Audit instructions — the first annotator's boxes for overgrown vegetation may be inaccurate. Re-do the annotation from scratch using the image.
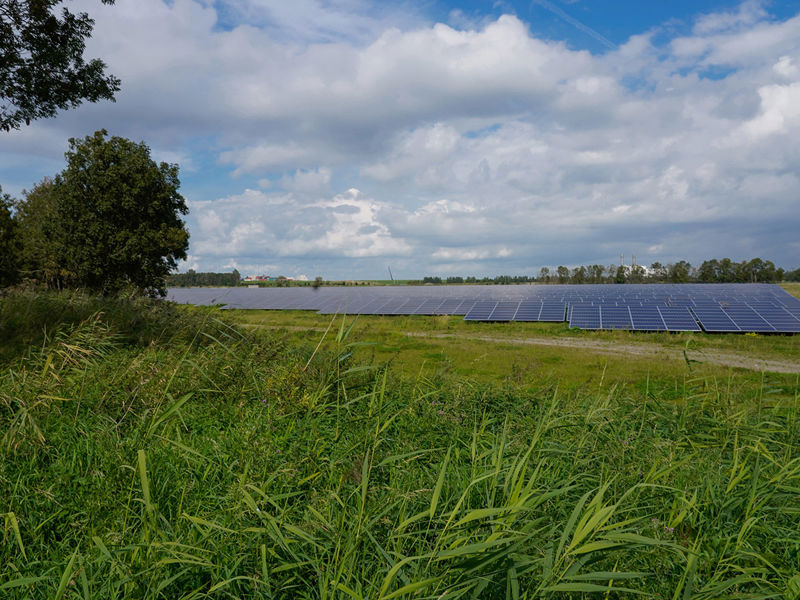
[2,291,800,598]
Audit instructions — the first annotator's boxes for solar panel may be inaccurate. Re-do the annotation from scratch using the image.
[166,284,800,333]
[371,298,402,315]
[691,305,740,332]
[721,304,774,332]
[569,305,601,330]
[463,301,497,321]
[599,306,632,330]
[748,303,800,332]
[514,300,542,322]
[659,307,701,332]
[629,305,667,331]
[414,298,446,315]
[540,301,567,322]
[451,299,476,315]
[388,298,424,315]
[488,301,519,322]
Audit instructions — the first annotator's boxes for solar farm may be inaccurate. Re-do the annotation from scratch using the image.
[167,283,800,333]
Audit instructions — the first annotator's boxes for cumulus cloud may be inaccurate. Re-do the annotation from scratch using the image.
[2,0,800,277]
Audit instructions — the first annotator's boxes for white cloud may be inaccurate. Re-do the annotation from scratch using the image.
[3,1,800,276]
[739,82,800,137]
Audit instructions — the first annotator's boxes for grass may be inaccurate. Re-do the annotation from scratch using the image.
[2,290,800,598]
[227,310,800,393]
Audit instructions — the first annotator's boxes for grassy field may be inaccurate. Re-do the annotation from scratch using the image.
[2,290,800,599]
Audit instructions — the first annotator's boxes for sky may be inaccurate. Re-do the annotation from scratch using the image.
[2,0,800,280]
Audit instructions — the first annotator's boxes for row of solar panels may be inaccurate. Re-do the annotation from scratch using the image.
[168,283,796,306]
[294,296,800,332]
[165,285,800,333]
[568,302,800,332]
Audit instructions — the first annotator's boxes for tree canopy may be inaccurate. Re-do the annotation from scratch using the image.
[13,130,190,296]
[0,0,119,130]
[0,185,19,286]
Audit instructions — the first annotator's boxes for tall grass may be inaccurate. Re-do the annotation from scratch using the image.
[1,292,799,598]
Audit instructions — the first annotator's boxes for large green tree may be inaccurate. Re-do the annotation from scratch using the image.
[0,185,20,285]
[48,130,189,296]
[0,0,119,130]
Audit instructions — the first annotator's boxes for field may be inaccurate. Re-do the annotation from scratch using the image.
[2,289,800,599]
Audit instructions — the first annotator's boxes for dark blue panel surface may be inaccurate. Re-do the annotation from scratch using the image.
[659,307,701,332]
[489,301,519,321]
[629,306,667,331]
[600,306,632,330]
[691,305,740,332]
[514,300,542,322]
[569,305,601,330]
[540,302,567,322]
[464,301,497,321]
[166,284,800,333]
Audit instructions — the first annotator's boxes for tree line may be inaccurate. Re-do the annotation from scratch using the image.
[423,258,800,285]
[167,269,241,288]
[0,130,189,296]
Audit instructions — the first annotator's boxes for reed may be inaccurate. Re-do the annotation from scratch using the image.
[1,291,799,598]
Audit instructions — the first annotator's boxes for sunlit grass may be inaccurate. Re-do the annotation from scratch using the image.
[1,291,800,598]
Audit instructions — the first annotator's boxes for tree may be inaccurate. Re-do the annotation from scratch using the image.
[649,262,667,282]
[0,185,20,285]
[538,267,551,283]
[668,261,691,283]
[1,0,120,130]
[14,177,62,286]
[49,130,189,296]
[614,265,626,284]
[628,264,645,283]
[589,264,605,283]
[556,265,569,284]
[697,259,719,283]
[717,258,734,282]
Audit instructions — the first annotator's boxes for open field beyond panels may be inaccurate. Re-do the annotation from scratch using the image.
[2,289,800,599]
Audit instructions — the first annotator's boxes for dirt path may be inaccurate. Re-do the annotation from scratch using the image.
[240,323,800,374]
[405,332,800,374]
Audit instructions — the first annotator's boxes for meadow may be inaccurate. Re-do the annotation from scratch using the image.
[2,289,800,599]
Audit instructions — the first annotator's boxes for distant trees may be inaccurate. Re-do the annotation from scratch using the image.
[668,261,691,283]
[538,267,551,282]
[167,270,241,287]
[418,257,792,286]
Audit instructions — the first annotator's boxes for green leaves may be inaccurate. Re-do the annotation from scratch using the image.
[1,1,120,131]
[16,130,190,296]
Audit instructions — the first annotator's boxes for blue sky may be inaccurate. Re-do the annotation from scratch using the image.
[2,0,800,279]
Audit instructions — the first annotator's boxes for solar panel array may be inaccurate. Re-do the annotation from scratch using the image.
[166,283,800,334]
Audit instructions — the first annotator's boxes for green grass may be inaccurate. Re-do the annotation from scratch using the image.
[2,291,800,598]
[227,310,799,392]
